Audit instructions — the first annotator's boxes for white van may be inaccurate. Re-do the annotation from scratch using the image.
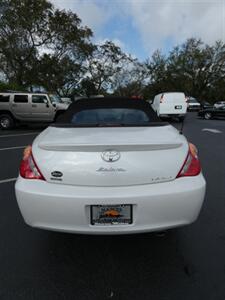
[151,92,187,121]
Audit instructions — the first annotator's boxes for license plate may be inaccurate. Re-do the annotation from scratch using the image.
[175,105,182,109]
[91,204,132,225]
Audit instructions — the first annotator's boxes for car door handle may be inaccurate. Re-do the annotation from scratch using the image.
[32,104,37,108]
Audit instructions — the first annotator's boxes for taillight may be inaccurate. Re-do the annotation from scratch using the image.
[20,146,45,180]
[177,143,201,177]
[131,95,142,100]
[160,94,164,103]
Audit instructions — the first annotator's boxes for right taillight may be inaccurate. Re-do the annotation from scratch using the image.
[177,143,201,177]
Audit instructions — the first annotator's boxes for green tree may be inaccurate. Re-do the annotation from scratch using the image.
[144,38,225,102]
[113,59,147,97]
[0,80,24,92]
[144,50,169,98]
[86,41,132,93]
[0,0,93,91]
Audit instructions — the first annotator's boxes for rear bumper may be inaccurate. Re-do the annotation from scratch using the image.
[15,174,206,235]
[188,106,200,111]
[159,114,186,118]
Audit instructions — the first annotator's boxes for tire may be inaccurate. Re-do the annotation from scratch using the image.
[204,112,212,120]
[0,114,15,129]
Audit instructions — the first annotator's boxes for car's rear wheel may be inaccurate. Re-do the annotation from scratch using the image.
[0,114,15,129]
[204,112,212,120]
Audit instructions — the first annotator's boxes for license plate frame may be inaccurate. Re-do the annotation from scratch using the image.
[91,204,133,225]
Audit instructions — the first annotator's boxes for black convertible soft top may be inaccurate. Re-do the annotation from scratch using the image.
[56,96,162,125]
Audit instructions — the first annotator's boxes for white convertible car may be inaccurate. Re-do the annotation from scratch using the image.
[15,97,206,234]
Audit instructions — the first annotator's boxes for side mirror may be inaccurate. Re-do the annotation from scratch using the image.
[52,103,56,108]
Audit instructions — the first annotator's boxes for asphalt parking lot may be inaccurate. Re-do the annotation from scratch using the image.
[0,113,224,300]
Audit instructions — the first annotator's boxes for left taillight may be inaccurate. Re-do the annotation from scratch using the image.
[20,145,45,180]
[176,143,201,177]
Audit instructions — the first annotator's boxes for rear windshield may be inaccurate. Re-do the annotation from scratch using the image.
[188,99,199,103]
[71,108,150,125]
[54,97,165,127]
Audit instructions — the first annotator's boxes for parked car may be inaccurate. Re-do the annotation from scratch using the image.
[146,99,153,104]
[0,92,69,129]
[74,95,105,101]
[187,97,201,111]
[213,101,225,109]
[15,96,206,235]
[198,105,225,120]
[200,101,213,109]
[151,92,187,122]
[61,97,72,104]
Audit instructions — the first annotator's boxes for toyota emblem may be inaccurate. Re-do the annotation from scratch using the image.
[101,150,120,162]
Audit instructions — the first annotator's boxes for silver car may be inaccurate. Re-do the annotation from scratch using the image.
[214,101,225,109]
[0,92,69,129]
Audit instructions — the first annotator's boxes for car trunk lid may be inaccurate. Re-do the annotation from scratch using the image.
[33,126,188,186]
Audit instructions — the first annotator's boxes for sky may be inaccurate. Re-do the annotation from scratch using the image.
[52,0,225,61]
